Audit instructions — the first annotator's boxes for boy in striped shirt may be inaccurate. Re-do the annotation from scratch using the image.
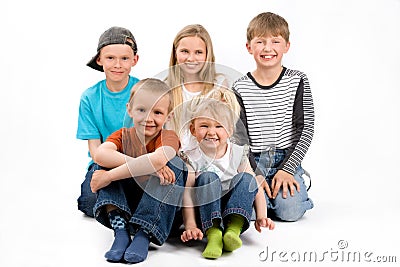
[232,12,314,221]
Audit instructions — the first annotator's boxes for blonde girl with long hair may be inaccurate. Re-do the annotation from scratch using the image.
[165,24,234,150]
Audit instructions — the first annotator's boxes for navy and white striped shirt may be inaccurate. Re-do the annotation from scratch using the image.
[232,67,314,175]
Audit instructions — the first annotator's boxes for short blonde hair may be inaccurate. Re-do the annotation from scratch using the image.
[128,78,172,113]
[190,99,237,134]
[247,12,290,43]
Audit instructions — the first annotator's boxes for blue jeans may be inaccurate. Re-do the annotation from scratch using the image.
[195,172,257,233]
[77,163,100,218]
[94,156,187,246]
[254,149,314,222]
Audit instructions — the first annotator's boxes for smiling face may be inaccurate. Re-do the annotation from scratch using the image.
[246,35,290,70]
[127,89,170,143]
[175,36,207,80]
[96,44,138,87]
[190,116,231,158]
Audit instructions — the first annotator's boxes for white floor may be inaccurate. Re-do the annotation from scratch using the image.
[1,161,399,267]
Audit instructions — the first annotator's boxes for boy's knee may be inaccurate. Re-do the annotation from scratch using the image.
[271,195,312,222]
[77,194,96,217]
[167,156,187,187]
[273,206,305,222]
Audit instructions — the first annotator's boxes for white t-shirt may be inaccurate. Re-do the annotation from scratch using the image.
[180,84,202,151]
[179,75,228,151]
[183,141,248,191]
[182,84,202,102]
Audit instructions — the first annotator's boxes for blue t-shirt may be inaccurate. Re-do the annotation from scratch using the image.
[76,76,139,163]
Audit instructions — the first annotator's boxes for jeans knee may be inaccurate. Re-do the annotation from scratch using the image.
[167,156,187,186]
[274,207,305,222]
[231,172,258,193]
[167,156,186,173]
[77,193,96,217]
[238,172,254,183]
[195,172,220,186]
[272,197,309,222]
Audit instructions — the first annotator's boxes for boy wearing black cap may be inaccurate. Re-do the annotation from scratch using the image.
[77,26,140,217]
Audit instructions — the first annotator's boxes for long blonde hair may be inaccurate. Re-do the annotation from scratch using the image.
[166,24,219,133]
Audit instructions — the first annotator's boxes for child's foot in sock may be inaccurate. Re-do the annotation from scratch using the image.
[105,228,131,262]
[223,230,242,252]
[105,210,130,262]
[124,229,150,263]
[223,214,244,252]
[202,227,223,259]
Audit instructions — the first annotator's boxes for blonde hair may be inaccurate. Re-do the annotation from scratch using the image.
[166,25,220,131]
[128,78,172,113]
[186,88,240,137]
[172,86,241,142]
[247,12,290,43]
[204,87,240,119]
[190,99,236,134]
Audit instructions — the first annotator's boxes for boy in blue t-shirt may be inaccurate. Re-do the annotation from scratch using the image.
[76,26,140,217]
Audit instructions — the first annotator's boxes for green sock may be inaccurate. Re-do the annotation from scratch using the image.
[202,224,223,259]
[223,214,245,252]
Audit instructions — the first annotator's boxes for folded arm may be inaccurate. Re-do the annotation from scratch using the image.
[91,141,176,192]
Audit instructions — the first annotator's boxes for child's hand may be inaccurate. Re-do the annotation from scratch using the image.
[271,170,300,199]
[157,166,176,185]
[255,217,275,233]
[90,170,112,193]
[260,179,272,199]
[181,227,203,242]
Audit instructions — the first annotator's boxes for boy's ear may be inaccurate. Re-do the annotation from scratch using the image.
[284,41,291,53]
[132,54,139,67]
[126,103,134,118]
[96,56,103,67]
[246,42,253,54]
[166,111,174,122]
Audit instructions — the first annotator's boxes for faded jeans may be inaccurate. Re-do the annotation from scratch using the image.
[93,156,187,246]
[77,163,99,218]
[254,148,314,221]
[195,171,258,233]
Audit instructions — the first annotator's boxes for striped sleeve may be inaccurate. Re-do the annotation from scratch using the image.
[280,71,314,175]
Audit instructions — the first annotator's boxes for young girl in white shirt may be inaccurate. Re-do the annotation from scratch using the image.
[180,99,275,259]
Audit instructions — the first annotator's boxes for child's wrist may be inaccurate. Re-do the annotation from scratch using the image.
[184,222,197,230]
[255,211,267,220]
[105,170,114,182]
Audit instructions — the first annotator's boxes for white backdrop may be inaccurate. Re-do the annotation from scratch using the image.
[1,0,400,266]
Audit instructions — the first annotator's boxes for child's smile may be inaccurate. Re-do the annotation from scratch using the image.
[260,54,276,60]
[190,116,231,159]
[128,90,171,144]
